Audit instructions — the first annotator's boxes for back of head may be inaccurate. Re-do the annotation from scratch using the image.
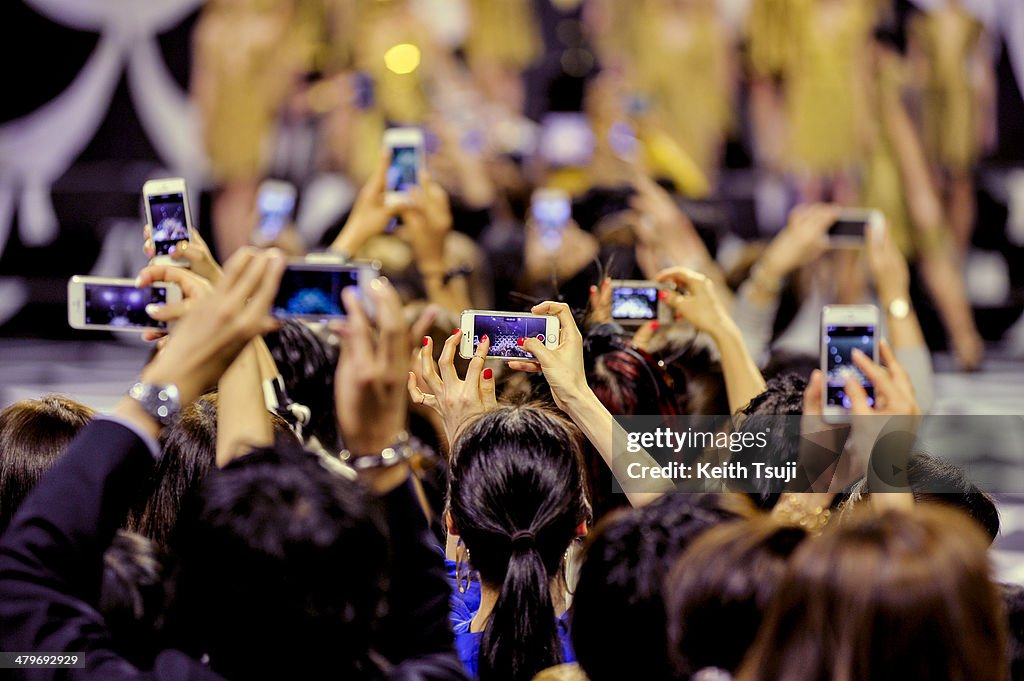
[128,393,299,546]
[666,517,808,676]
[738,506,1007,681]
[0,395,94,533]
[448,405,589,681]
[571,493,752,681]
[167,446,389,680]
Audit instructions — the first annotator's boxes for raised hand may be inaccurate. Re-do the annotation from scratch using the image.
[655,266,730,334]
[144,225,223,284]
[408,329,497,446]
[755,203,840,283]
[508,302,589,413]
[330,151,402,257]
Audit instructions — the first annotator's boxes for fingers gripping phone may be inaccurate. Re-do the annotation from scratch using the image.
[459,311,560,360]
[821,304,879,422]
[272,257,378,323]
[828,209,884,248]
[531,188,572,250]
[68,276,182,332]
[609,280,671,327]
[143,177,194,267]
[256,179,298,242]
[383,127,426,206]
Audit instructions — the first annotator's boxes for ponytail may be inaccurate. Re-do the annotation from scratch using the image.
[449,406,587,681]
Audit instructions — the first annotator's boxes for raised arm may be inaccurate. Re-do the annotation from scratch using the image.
[656,267,766,414]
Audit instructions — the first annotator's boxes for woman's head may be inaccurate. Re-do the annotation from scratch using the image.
[665,517,808,677]
[0,395,94,532]
[738,506,1006,681]
[447,405,589,681]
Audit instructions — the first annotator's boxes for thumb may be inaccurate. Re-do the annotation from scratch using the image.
[519,336,555,365]
[145,300,189,322]
[803,369,824,417]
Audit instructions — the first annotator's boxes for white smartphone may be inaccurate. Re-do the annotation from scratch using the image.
[272,257,378,322]
[609,280,671,327]
[828,208,884,248]
[537,112,595,167]
[821,304,880,423]
[530,188,572,250]
[459,310,560,360]
[383,127,426,206]
[255,179,297,242]
[67,276,182,332]
[143,177,194,266]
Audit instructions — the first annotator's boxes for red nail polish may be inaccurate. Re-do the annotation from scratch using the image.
[453,328,461,335]
[483,368,493,380]
[650,321,660,331]
[482,334,489,342]
[517,337,525,346]
[658,290,669,301]
[422,336,429,347]
[590,285,597,294]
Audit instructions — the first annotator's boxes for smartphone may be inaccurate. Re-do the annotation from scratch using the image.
[383,127,426,206]
[458,310,560,360]
[272,258,377,322]
[255,179,297,242]
[67,276,182,332]
[531,188,572,250]
[828,209,884,248]
[610,280,670,327]
[143,177,193,266]
[821,304,880,422]
[537,112,595,168]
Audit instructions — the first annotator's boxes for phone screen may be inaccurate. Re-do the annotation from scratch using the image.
[828,218,867,239]
[825,324,876,409]
[257,187,296,240]
[273,266,360,320]
[84,284,167,329]
[538,113,595,167]
[532,195,571,249]
[149,192,189,255]
[612,286,659,321]
[472,315,550,359]
[386,146,420,193]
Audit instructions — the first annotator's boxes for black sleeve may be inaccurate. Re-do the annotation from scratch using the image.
[376,478,468,681]
[0,419,225,681]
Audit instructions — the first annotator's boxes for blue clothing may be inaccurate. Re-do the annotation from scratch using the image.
[450,611,575,679]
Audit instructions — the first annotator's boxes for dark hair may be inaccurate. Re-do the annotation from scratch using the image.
[842,453,1000,542]
[448,405,589,681]
[1003,582,1024,681]
[585,325,681,518]
[738,506,1007,681]
[166,445,389,679]
[665,517,807,676]
[127,392,299,546]
[100,529,167,665]
[263,320,340,448]
[733,373,807,509]
[0,395,94,533]
[571,493,752,681]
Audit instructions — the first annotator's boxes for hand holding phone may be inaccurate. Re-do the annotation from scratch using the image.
[458,310,559,360]
[530,188,572,250]
[143,177,193,267]
[821,304,880,423]
[68,276,182,332]
[383,127,426,206]
[828,209,884,248]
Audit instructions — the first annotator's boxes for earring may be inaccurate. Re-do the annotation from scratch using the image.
[455,538,472,594]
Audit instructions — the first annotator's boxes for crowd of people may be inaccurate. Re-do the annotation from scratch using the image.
[1,0,1019,679]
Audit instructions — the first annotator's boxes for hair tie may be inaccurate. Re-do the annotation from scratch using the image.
[510,530,536,551]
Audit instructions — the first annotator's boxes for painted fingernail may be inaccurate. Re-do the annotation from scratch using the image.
[422,336,429,347]
[145,304,160,315]
[590,285,597,294]
[134,276,142,287]
[650,321,660,331]
[453,328,461,335]
[658,290,669,300]
[517,337,525,346]
[483,368,493,380]
[481,334,488,342]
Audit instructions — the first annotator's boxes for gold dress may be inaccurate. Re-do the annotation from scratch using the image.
[909,6,984,172]
[783,0,874,175]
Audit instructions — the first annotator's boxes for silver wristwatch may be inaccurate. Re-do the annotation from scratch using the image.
[128,382,182,426]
